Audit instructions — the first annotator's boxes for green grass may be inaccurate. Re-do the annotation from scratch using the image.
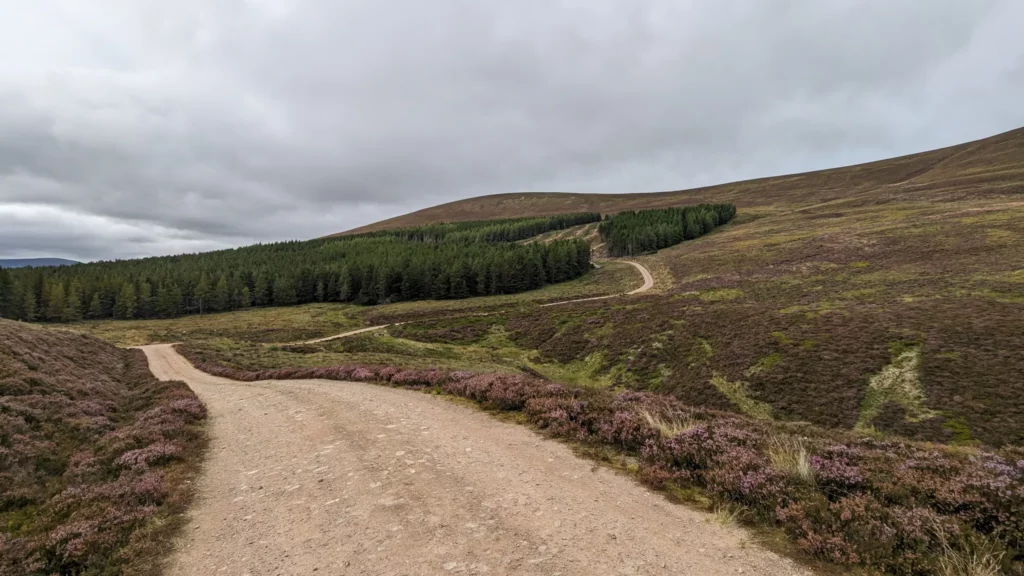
[67,303,366,347]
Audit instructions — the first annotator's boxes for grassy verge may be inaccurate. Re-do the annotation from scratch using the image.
[65,303,366,347]
[179,349,1023,576]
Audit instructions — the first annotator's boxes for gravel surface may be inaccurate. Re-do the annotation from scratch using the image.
[142,343,810,576]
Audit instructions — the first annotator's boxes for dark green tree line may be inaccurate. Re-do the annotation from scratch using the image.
[598,203,736,257]
[1,214,594,322]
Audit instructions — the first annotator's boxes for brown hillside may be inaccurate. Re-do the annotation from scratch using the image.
[335,126,1024,235]
[334,125,1024,447]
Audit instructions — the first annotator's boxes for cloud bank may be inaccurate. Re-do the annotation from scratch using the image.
[1,0,1022,260]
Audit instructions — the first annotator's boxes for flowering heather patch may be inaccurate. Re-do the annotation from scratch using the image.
[187,349,1023,574]
[0,320,206,575]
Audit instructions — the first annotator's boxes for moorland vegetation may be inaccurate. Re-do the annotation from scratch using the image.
[0,320,206,575]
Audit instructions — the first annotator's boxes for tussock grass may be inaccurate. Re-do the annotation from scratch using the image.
[712,504,746,527]
[640,409,697,438]
[935,529,1005,576]
[767,435,815,484]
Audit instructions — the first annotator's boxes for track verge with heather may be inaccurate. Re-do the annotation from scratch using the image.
[143,343,808,575]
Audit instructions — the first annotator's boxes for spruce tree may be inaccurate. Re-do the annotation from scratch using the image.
[0,269,11,318]
[212,275,229,312]
[87,293,104,319]
[253,273,271,306]
[273,275,298,306]
[46,283,66,322]
[338,268,353,302]
[62,281,83,322]
[113,283,137,319]
[193,274,212,314]
[22,290,37,321]
[137,281,153,318]
[240,286,252,308]
[315,280,325,303]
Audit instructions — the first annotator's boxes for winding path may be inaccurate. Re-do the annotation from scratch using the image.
[291,260,655,345]
[143,343,807,576]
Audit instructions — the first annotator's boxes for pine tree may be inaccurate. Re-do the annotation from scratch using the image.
[273,275,298,306]
[22,290,37,321]
[193,274,212,314]
[137,281,153,318]
[315,280,325,303]
[62,281,83,322]
[113,282,137,319]
[46,283,66,322]
[253,273,271,306]
[240,286,252,308]
[87,293,104,319]
[338,268,353,302]
[450,264,469,299]
[0,269,11,318]
[211,275,229,312]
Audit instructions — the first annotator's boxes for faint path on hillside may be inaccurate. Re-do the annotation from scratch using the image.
[540,260,654,307]
[298,324,393,344]
[290,261,656,345]
[142,344,808,576]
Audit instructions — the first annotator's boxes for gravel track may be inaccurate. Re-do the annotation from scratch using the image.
[143,344,808,576]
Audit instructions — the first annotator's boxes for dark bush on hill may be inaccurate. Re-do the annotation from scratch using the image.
[0,320,206,575]
[598,203,736,256]
[183,350,1022,575]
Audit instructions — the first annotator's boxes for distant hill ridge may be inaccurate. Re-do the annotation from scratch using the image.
[0,258,79,268]
[335,125,1024,235]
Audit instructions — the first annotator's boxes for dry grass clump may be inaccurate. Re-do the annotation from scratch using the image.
[712,504,746,527]
[640,409,697,438]
[767,435,815,484]
[936,529,1005,576]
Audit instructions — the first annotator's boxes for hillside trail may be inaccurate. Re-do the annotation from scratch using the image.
[289,260,655,346]
[143,343,808,576]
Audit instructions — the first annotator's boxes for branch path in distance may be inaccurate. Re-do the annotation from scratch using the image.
[142,343,808,576]
[290,260,656,345]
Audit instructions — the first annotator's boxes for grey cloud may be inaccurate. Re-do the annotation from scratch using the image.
[1,0,1023,261]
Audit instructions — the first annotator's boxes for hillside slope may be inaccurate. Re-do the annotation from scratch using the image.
[0,320,206,575]
[336,126,1024,235]
[334,126,1024,447]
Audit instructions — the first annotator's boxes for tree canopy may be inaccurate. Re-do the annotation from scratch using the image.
[598,203,736,257]
[0,214,597,322]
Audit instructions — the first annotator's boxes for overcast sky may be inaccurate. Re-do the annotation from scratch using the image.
[1,1,1022,261]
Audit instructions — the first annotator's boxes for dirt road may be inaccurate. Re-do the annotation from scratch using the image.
[541,260,654,307]
[143,344,807,576]
[624,261,655,294]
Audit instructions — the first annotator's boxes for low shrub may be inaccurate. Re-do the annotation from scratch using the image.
[0,321,206,575]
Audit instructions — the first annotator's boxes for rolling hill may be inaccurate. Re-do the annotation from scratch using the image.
[336,126,1024,235]
[338,126,1024,446]
[0,258,79,268]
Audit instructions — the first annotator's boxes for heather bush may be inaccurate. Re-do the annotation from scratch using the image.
[0,321,206,575]
[184,347,1023,575]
